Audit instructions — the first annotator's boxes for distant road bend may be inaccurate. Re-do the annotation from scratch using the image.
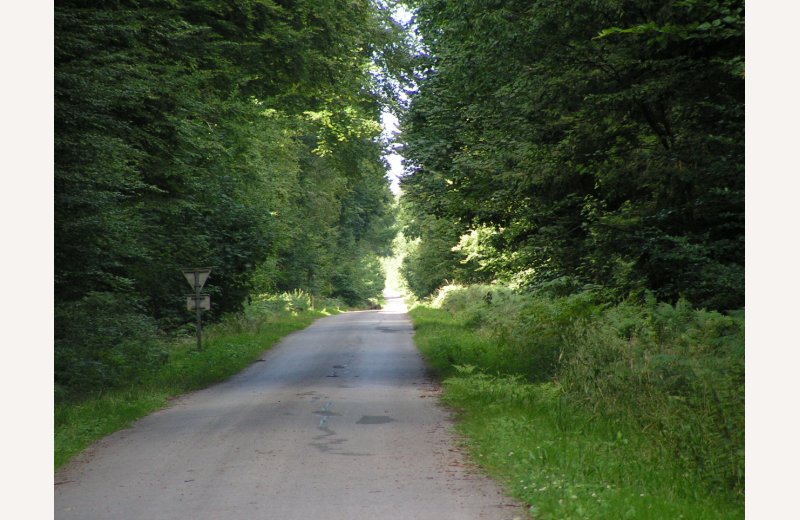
[55,293,523,520]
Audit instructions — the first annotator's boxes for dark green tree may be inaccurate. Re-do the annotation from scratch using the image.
[55,0,411,392]
[401,0,744,309]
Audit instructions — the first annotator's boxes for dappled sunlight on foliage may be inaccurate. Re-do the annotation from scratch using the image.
[55,0,412,396]
[410,284,743,515]
[400,0,744,310]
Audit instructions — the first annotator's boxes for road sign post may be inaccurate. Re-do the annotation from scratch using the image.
[182,268,212,351]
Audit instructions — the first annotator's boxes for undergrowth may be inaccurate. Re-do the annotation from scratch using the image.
[410,284,744,519]
[55,292,340,470]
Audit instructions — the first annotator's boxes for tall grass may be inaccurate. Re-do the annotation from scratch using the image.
[410,284,744,518]
[55,292,341,470]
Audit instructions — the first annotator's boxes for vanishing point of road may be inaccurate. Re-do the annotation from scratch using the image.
[54,294,524,519]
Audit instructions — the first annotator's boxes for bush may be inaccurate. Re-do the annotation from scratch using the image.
[55,292,163,397]
[559,299,745,494]
[421,284,744,496]
[432,284,602,381]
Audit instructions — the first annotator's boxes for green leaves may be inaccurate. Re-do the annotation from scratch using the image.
[401,0,744,309]
[56,0,406,391]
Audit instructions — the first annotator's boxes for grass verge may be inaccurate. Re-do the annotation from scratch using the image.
[55,308,332,470]
[410,304,743,520]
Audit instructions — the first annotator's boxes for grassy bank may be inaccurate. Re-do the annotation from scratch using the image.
[410,285,743,519]
[55,293,340,470]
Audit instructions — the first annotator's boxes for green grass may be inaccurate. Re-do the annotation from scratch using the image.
[55,308,332,470]
[410,304,743,520]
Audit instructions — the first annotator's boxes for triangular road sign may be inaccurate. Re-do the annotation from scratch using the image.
[182,268,212,289]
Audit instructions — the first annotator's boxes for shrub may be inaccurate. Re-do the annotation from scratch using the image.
[432,285,603,381]
[55,292,162,397]
[422,284,744,496]
[559,300,745,494]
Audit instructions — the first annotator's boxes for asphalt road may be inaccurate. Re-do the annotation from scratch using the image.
[54,295,523,520]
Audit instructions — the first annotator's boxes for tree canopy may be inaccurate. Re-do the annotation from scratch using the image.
[55,0,410,392]
[400,0,744,310]
[55,0,745,393]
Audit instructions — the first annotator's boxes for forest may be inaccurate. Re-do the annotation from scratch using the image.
[55,0,410,394]
[55,0,744,516]
[397,1,744,515]
[400,0,743,309]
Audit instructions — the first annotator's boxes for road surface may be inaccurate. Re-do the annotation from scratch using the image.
[54,295,523,519]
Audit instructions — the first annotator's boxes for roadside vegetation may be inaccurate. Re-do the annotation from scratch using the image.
[399,3,744,516]
[55,291,342,470]
[55,0,408,470]
[409,284,743,519]
[55,3,745,515]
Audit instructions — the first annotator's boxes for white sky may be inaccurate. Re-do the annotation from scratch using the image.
[381,3,413,196]
[381,110,404,195]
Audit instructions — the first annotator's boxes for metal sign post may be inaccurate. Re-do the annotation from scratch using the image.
[182,268,212,351]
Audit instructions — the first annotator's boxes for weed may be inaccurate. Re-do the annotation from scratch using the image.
[410,285,744,518]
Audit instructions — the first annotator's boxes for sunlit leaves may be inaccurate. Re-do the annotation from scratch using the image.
[56,0,404,320]
[401,0,744,309]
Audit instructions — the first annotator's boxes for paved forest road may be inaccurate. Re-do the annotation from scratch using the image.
[55,295,523,520]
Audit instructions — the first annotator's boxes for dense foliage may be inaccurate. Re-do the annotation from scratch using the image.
[55,0,407,395]
[413,284,744,505]
[400,0,744,309]
[399,4,744,506]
